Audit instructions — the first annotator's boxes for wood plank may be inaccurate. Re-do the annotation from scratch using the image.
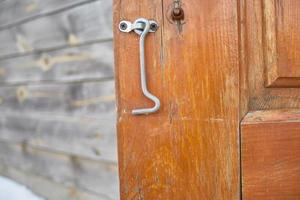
[0,110,117,162]
[114,0,240,199]
[0,0,112,57]
[263,0,300,87]
[0,165,111,200]
[241,109,300,200]
[243,0,300,110]
[0,80,115,116]
[239,0,250,117]
[0,41,113,84]
[242,109,300,124]
[0,0,98,29]
[0,81,117,162]
[0,1,118,200]
[0,141,119,200]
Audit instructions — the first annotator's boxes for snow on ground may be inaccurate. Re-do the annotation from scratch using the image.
[0,176,44,200]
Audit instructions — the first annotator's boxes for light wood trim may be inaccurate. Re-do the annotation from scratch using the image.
[242,109,300,124]
[263,0,279,87]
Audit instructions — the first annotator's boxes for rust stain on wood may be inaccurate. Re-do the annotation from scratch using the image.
[166,0,186,33]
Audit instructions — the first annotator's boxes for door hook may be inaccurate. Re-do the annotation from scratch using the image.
[119,18,160,115]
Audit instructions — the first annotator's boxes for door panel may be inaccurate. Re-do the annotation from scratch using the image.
[241,1,300,199]
[114,0,241,199]
[241,110,300,200]
[243,0,300,110]
[264,0,300,87]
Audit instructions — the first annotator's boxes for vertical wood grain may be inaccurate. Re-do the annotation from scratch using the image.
[263,0,300,87]
[114,0,240,199]
[276,0,300,78]
[263,0,279,86]
[244,0,300,110]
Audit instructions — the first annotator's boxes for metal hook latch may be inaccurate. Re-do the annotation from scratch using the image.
[119,18,160,115]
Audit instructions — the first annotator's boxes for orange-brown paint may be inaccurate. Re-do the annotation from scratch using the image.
[242,109,300,199]
[114,0,240,199]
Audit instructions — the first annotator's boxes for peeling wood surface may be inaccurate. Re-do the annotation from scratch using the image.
[114,0,240,199]
[242,109,300,124]
[0,0,112,58]
[241,109,300,199]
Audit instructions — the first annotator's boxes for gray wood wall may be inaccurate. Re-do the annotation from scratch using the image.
[0,0,118,199]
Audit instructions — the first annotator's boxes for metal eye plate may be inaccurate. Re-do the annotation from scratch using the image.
[119,20,159,34]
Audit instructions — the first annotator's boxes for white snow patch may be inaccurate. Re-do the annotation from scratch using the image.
[0,176,44,200]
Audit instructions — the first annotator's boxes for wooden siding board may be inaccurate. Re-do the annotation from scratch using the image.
[0,81,117,162]
[0,81,115,116]
[0,166,112,200]
[0,0,99,29]
[0,142,119,200]
[0,111,116,162]
[0,41,114,84]
[0,0,112,57]
[0,0,118,199]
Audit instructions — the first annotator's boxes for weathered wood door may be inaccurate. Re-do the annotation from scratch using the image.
[114,0,300,199]
[241,0,300,199]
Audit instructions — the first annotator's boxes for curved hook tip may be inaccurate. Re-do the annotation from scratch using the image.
[132,99,160,115]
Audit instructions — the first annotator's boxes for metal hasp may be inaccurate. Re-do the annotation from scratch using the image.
[119,18,160,115]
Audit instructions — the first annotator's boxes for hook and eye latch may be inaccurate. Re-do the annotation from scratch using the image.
[118,18,160,115]
[119,19,159,34]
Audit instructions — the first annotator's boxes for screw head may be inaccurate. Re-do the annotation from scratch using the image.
[120,22,128,30]
[150,23,158,32]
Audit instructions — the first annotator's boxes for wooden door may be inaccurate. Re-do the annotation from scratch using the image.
[114,0,300,199]
[114,0,241,199]
[241,0,300,199]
